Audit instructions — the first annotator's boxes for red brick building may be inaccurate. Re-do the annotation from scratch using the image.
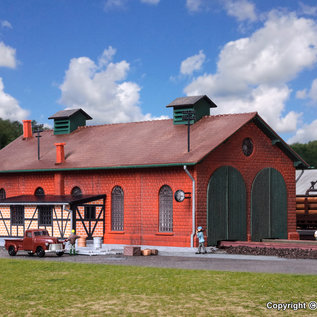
[0,96,308,247]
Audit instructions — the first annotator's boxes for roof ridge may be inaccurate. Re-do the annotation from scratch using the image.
[198,112,257,120]
[77,118,173,129]
[212,111,257,117]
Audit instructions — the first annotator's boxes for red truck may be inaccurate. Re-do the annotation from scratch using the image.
[5,229,65,257]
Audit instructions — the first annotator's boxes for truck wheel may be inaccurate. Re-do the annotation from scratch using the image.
[56,252,64,257]
[36,246,45,258]
[8,246,16,256]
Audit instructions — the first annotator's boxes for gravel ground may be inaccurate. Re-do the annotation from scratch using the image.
[1,247,317,275]
[225,245,317,259]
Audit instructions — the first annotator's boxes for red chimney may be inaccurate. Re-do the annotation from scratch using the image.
[55,143,66,164]
[22,120,32,139]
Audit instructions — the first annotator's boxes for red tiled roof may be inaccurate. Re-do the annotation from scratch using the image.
[0,112,307,172]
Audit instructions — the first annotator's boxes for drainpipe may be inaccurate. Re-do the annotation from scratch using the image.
[184,165,195,248]
[296,169,304,183]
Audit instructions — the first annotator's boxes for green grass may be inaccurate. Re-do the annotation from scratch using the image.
[0,259,316,316]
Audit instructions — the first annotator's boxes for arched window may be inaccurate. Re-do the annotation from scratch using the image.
[71,186,82,197]
[34,187,45,196]
[159,185,173,232]
[0,188,6,200]
[111,186,124,231]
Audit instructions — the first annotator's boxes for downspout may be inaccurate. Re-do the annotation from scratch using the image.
[184,165,195,248]
[296,169,304,183]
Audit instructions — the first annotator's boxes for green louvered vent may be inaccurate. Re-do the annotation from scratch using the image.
[50,109,92,135]
[173,107,196,125]
[173,101,211,125]
[167,96,217,125]
[54,119,70,135]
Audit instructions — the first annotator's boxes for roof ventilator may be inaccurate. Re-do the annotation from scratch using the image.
[49,109,92,135]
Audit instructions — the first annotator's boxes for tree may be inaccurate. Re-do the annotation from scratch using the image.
[0,118,23,149]
[291,141,317,168]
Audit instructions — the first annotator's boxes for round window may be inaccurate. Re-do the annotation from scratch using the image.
[242,138,253,157]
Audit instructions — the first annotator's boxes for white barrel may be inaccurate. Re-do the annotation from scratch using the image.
[93,236,102,249]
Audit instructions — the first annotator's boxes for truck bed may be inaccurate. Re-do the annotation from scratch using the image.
[4,238,23,249]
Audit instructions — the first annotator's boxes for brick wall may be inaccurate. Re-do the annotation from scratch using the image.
[195,121,297,241]
[62,168,193,247]
[0,168,194,246]
[0,173,55,197]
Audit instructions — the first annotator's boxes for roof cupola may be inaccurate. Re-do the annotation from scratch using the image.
[166,95,217,125]
[49,109,92,135]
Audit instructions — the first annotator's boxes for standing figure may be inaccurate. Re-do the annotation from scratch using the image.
[67,229,80,255]
[195,226,207,254]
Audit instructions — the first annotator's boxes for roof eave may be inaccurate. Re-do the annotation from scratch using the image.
[252,114,310,169]
[0,162,197,174]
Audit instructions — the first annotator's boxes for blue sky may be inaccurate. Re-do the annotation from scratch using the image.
[1,0,317,143]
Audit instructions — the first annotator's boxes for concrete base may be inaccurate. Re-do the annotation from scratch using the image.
[70,243,217,256]
[0,238,216,256]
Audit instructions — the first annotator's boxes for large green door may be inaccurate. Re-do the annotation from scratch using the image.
[207,166,246,246]
[251,168,287,241]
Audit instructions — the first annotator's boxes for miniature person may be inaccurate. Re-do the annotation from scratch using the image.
[196,226,207,254]
[67,229,80,255]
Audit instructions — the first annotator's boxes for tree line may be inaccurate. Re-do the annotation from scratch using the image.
[291,141,317,169]
[0,118,23,149]
[0,118,47,150]
[0,117,316,168]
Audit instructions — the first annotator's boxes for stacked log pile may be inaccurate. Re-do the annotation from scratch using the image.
[296,196,317,229]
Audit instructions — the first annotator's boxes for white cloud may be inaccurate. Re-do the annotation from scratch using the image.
[295,78,317,105]
[186,0,202,13]
[299,2,317,17]
[296,89,307,99]
[0,42,16,68]
[0,78,29,121]
[309,78,317,103]
[288,119,317,144]
[104,0,126,11]
[180,50,205,75]
[104,0,159,10]
[1,20,12,29]
[140,0,160,4]
[98,46,116,67]
[59,47,167,124]
[0,40,29,121]
[184,11,317,134]
[223,0,257,22]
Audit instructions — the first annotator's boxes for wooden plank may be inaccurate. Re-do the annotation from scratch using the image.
[270,168,287,239]
[207,166,228,245]
[296,209,317,215]
[228,167,247,241]
[251,168,270,241]
[297,197,317,203]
